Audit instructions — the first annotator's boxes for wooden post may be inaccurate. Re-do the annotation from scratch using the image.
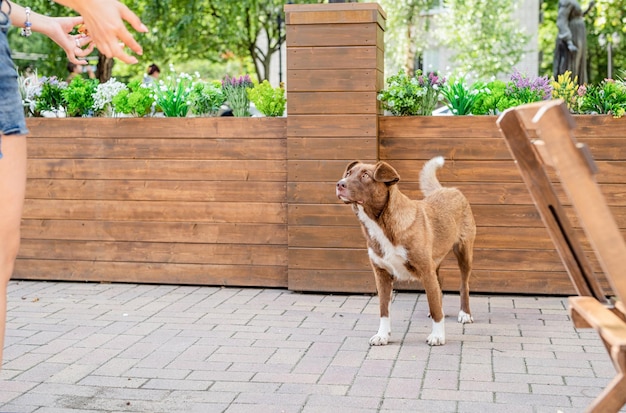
[285,3,386,292]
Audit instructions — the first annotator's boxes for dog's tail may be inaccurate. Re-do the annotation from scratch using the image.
[419,156,445,196]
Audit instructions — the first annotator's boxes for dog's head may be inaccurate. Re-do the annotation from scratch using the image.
[336,161,400,205]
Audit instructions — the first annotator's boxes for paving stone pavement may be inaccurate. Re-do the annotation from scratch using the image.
[1,280,625,413]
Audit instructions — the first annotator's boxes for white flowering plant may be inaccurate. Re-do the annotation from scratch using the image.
[151,70,194,117]
[18,70,42,116]
[93,78,128,116]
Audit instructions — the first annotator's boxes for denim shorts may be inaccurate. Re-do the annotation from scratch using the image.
[0,6,28,158]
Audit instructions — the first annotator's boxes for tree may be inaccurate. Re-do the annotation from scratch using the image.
[436,0,530,79]
[210,0,317,83]
[372,0,441,77]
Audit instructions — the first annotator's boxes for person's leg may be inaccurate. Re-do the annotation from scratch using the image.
[0,134,27,367]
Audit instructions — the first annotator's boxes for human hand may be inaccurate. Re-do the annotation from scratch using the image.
[56,0,148,64]
[41,16,95,65]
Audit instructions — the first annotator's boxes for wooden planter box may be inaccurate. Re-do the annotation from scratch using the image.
[13,4,626,297]
[17,115,626,297]
[17,117,288,288]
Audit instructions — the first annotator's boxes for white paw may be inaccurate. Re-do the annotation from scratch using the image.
[457,310,474,324]
[426,332,445,346]
[369,333,390,346]
[426,319,445,346]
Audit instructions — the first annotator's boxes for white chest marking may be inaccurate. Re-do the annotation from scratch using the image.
[356,205,413,281]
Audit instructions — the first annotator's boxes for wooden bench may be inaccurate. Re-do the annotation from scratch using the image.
[497,100,626,413]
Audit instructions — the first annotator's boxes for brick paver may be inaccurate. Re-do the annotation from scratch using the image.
[1,280,625,413]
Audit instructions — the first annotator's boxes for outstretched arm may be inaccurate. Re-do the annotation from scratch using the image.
[4,1,95,64]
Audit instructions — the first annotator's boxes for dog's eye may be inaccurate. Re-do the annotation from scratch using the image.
[345,170,351,177]
[361,172,369,180]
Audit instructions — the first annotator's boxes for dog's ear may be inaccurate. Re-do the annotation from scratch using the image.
[344,161,361,175]
[373,162,400,185]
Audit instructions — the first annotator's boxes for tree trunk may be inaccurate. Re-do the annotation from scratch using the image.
[96,54,114,83]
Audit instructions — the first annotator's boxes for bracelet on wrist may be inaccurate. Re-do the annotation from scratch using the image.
[20,7,32,37]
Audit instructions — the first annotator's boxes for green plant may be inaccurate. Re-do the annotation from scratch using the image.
[222,74,254,117]
[471,80,512,115]
[152,71,193,117]
[440,77,487,115]
[34,76,67,115]
[93,78,128,116]
[377,70,445,116]
[112,80,155,117]
[62,76,98,117]
[247,80,286,117]
[578,79,626,118]
[189,81,226,117]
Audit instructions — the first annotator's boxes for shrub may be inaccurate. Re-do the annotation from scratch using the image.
[111,80,154,117]
[248,80,286,117]
[377,70,445,116]
[189,81,226,117]
[578,79,626,118]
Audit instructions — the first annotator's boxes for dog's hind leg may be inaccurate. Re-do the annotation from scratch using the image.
[370,267,393,346]
[454,236,474,324]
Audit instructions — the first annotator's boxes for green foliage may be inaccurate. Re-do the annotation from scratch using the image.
[189,81,226,117]
[378,70,445,116]
[62,77,98,117]
[247,80,286,117]
[222,74,254,117]
[34,77,67,114]
[578,79,626,117]
[436,0,530,79]
[152,72,194,117]
[472,80,514,115]
[112,80,154,117]
[440,77,487,115]
[376,0,441,75]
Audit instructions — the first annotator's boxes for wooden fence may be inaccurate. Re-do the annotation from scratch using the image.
[14,3,626,296]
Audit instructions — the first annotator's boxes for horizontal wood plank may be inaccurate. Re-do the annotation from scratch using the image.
[288,92,378,115]
[21,220,286,245]
[23,200,286,224]
[287,69,381,93]
[288,137,376,161]
[14,259,287,288]
[27,159,286,181]
[287,115,377,137]
[26,117,287,139]
[26,179,286,203]
[27,138,286,160]
[285,3,385,28]
[286,23,379,47]
[287,46,378,70]
[19,239,286,266]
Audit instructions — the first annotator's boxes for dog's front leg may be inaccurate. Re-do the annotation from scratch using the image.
[370,266,393,346]
[423,269,445,346]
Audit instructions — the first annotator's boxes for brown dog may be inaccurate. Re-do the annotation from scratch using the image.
[336,156,476,346]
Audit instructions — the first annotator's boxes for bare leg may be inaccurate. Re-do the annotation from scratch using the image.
[0,135,27,367]
[370,267,393,346]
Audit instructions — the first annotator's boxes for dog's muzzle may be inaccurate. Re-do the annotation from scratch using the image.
[336,179,350,201]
